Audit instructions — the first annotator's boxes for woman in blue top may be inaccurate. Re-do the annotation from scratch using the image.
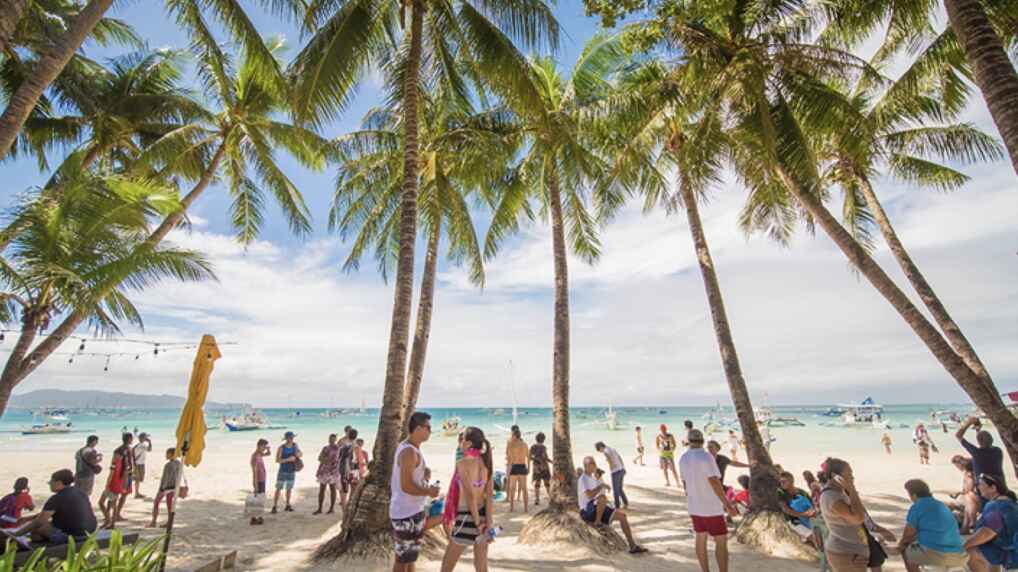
[965,473,1018,572]
[897,479,968,571]
[272,432,302,514]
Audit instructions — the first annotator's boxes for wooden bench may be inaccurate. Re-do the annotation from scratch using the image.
[12,532,140,567]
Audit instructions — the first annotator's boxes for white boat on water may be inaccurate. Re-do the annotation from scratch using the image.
[225,409,272,432]
[22,422,73,435]
[441,416,462,437]
[836,397,891,429]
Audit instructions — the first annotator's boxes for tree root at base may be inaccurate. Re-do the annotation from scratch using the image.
[312,526,445,564]
[734,510,818,561]
[517,506,628,555]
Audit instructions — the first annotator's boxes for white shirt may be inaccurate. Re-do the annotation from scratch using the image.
[603,447,624,473]
[133,442,149,465]
[728,435,739,450]
[577,472,602,510]
[389,441,429,519]
[679,447,724,517]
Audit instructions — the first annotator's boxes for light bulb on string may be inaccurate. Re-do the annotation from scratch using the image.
[68,356,74,364]
[153,344,159,357]
[78,339,86,352]
[103,355,111,372]
[135,355,140,360]
[0,332,5,342]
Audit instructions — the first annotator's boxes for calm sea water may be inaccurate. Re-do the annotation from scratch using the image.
[0,403,973,456]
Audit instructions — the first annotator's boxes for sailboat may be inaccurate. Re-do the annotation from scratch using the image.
[495,361,522,434]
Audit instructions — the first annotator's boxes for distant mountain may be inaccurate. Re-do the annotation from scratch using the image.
[9,389,247,410]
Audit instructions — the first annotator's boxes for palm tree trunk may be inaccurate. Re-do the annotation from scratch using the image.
[858,178,992,382]
[546,168,577,509]
[0,142,228,418]
[0,314,39,417]
[320,0,425,555]
[0,0,115,160]
[399,222,441,441]
[943,0,1018,175]
[676,174,780,511]
[777,167,1018,470]
[0,0,30,55]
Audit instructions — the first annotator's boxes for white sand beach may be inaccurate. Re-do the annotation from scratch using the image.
[4,419,1016,572]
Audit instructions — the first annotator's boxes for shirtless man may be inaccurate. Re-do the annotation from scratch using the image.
[505,426,529,512]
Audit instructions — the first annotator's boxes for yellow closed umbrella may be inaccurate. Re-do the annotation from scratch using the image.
[174,334,221,467]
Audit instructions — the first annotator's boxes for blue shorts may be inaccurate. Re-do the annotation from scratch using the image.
[579,500,615,525]
[979,543,1007,566]
[47,527,70,544]
[276,473,295,490]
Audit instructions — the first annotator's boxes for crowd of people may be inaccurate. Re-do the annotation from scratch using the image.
[3,413,1017,572]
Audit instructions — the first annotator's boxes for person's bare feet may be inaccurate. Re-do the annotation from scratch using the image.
[146,521,158,528]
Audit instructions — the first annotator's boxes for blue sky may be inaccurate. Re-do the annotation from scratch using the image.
[2,2,1016,408]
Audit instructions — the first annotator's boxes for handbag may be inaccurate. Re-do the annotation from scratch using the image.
[864,527,887,568]
[294,457,304,472]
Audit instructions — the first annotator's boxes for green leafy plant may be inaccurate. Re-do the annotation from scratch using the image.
[2,532,165,572]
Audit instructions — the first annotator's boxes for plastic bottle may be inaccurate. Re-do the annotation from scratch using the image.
[486,525,504,541]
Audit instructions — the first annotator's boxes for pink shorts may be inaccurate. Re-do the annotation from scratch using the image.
[691,515,728,536]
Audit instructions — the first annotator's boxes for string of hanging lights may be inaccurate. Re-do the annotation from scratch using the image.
[0,336,237,372]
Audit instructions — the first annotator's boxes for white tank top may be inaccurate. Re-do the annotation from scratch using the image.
[389,441,428,519]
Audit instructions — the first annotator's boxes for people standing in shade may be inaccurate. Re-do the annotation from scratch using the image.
[11,469,96,543]
[679,430,739,572]
[355,438,369,481]
[338,429,358,510]
[529,432,551,507]
[0,477,34,529]
[880,433,892,455]
[819,458,870,572]
[272,431,301,514]
[633,426,646,466]
[147,448,181,529]
[505,426,529,512]
[576,456,647,554]
[706,440,752,485]
[727,430,740,461]
[655,424,679,487]
[73,435,102,499]
[595,441,629,509]
[132,433,152,499]
[440,427,497,571]
[314,434,342,515]
[390,411,441,572]
[956,417,1006,500]
[897,479,968,571]
[99,433,134,529]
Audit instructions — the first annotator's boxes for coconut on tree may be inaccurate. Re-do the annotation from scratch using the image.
[292,0,558,557]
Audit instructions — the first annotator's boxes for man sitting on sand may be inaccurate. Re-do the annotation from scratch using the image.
[10,469,96,544]
[777,471,816,542]
[897,479,968,571]
[679,429,739,572]
[577,456,647,555]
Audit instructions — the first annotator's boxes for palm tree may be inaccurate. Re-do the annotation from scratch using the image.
[820,0,1018,174]
[329,96,517,440]
[294,0,558,554]
[14,49,206,175]
[0,39,331,417]
[643,0,1018,462]
[822,57,1009,442]
[0,0,302,162]
[0,165,215,415]
[0,0,115,159]
[484,37,628,513]
[595,62,785,512]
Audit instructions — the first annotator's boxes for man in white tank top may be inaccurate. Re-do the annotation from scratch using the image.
[390,411,440,571]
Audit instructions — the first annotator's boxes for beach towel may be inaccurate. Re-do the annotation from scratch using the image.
[443,448,481,526]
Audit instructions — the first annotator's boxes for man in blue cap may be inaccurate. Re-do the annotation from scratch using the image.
[272,431,302,514]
